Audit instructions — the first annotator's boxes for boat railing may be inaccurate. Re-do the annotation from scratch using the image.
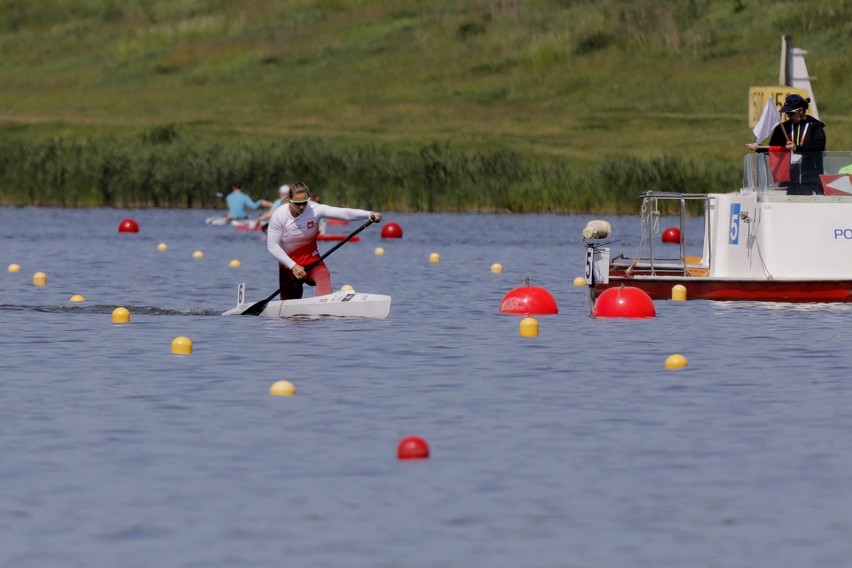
[742,152,777,192]
[635,191,710,277]
[744,151,852,194]
[822,151,852,175]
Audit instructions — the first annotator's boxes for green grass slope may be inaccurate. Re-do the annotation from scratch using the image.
[1,0,851,210]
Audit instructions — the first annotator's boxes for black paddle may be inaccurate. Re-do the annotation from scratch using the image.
[238,217,376,316]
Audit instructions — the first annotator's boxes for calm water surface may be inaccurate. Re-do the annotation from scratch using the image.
[2,207,852,568]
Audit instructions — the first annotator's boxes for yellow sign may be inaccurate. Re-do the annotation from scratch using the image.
[748,86,810,128]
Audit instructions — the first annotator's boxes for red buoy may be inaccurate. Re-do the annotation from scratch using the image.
[661,227,681,244]
[397,436,429,459]
[499,286,558,315]
[118,218,139,233]
[593,286,656,318]
[381,222,403,239]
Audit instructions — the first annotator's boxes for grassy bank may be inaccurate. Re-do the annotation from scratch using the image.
[1,0,850,211]
[0,129,735,213]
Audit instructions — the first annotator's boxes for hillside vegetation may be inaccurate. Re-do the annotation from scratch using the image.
[1,0,851,211]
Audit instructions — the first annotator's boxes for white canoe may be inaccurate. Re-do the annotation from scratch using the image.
[222,283,391,320]
[205,217,260,230]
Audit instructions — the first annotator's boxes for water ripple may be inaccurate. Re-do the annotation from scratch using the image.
[0,304,221,316]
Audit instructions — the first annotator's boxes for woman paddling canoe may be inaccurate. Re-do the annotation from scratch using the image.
[266,182,381,300]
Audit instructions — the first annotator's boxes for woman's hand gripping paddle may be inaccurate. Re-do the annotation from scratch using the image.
[238,217,376,316]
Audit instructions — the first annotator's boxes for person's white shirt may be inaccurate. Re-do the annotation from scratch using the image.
[266,201,371,268]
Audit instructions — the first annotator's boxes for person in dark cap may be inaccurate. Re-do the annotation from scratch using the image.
[747,94,826,195]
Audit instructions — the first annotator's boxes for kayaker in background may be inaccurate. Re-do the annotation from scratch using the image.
[225,180,272,221]
[258,184,290,224]
[746,94,826,195]
[266,182,381,300]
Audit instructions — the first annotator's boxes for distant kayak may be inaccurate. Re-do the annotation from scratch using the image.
[318,234,360,242]
[317,219,358,240]
[233,220,263,232]
[205,217,263,231]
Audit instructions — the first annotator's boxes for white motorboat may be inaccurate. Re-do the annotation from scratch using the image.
[222,283,391,319]
[583,37,852,303]
[584,151,852,303]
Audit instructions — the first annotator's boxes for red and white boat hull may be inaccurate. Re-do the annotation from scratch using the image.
[584,152,852,304]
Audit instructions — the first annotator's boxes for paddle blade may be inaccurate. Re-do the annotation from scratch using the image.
[239,300,268,316]
[238,288,280,316]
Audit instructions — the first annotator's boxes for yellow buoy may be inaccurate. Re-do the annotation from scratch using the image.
[340,284,354,291]
[429,252,441,263]
[69,294,85,302]
[519,317,539,337]
[157,243,168,251]
[491,263,503,273]
[665,353,688,370]
[171,336,193,355]
[375,247,385,256]
[269,380,296,396]
[192,251,204,259]
[572,276,586,287]
[112,307,130,323]
[672,284,687,301]
[33,272,47,286]
[229,259,241,268]
[8,263,21,273]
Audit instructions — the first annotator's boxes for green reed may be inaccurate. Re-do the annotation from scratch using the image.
[0,132,738,214]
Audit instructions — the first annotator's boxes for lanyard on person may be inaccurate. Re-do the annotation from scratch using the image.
[792,122,809,146]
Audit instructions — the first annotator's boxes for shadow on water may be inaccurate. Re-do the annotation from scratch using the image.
[0,304,221,316]
[0,304,368,320]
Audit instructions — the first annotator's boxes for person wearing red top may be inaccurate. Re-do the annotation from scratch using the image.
[265,182,381,300]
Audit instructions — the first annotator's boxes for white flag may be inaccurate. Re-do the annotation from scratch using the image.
[752,98,781,143]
